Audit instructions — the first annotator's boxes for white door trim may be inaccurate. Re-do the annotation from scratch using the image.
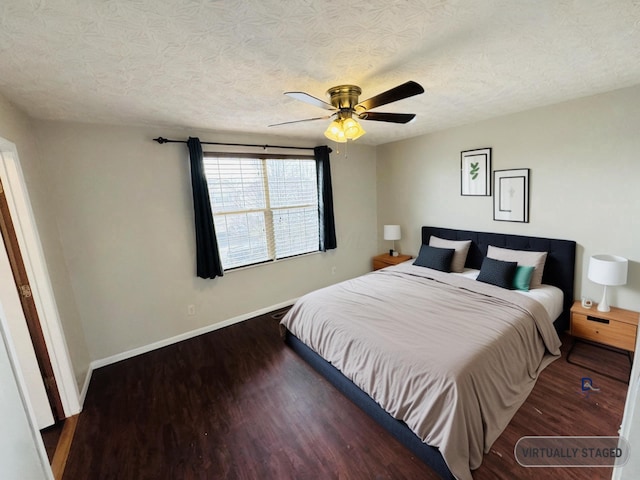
[0,137,81,417]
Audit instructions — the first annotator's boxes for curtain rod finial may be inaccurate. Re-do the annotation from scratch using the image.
[154,137,167,144]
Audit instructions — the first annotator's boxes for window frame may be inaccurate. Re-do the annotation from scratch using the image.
[203,151,320,271]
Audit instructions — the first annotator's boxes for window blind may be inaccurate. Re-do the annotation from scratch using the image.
[203,155,319,270]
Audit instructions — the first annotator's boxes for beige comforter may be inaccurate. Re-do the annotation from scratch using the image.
[280,262,561,480]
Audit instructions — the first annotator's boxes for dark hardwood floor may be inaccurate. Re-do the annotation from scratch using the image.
[63,309,629,479]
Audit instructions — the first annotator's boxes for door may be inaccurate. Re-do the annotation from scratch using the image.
[0,177,62,426]
[0,305,54,479]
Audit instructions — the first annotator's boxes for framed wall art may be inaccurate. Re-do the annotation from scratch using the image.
[493,168,530,223]
[461,148,491,196]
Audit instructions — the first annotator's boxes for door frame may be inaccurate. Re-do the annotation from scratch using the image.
[0,175,65,421]
[0,137,80,417]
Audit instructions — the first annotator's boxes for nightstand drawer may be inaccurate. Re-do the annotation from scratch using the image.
[571,312,637,352]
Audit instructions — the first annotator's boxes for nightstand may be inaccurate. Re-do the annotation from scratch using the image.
[568,300,639,382]
[372,253,412,271]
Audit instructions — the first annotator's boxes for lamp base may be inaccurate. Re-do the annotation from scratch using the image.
[597,285,611,312]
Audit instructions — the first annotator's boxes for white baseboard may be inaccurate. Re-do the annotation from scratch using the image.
[79,366,93,407]
[80,299,296,401]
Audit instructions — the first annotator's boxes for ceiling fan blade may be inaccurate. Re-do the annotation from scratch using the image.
[285,92,336,111]
[355,81,424,112]
[268,115,333,127]
[358,112,416,124]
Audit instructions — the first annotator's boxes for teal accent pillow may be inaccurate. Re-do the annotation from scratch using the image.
[513,265,535,291]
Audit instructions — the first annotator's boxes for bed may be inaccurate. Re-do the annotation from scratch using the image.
[280,226,576,480]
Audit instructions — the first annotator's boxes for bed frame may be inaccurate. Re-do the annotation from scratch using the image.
[284,226,576,479]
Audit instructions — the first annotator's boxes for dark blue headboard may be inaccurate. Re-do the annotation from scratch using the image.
[421,226,576,331]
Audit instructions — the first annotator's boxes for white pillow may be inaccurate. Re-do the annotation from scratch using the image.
[429,236,471,273]
[486,245,548,288]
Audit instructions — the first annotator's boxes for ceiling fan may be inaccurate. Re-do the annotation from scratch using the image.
[269,81,425,142]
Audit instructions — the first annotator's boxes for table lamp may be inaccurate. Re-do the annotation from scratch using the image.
[383,225,401,257]
[587,254,628,312]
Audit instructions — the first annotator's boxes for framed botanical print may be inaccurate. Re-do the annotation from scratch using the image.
[461,148,491,196]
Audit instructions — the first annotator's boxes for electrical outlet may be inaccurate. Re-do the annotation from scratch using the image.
[187,304,196,316]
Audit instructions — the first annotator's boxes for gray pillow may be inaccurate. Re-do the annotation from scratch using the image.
[486,245,548,288]
[429,236,471,273]
[413,244,455,272]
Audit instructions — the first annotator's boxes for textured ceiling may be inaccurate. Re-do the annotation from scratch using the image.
[1,0,639,146]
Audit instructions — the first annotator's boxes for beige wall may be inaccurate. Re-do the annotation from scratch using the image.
[377,84,640,312]
[0,94,90,390]
[32,121,378,361]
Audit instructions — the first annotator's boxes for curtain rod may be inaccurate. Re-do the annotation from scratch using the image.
[153,137,318,151]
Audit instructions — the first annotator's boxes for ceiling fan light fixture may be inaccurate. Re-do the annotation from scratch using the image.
[324,119,347,143]
[342,117,366,140]
[324,117,365,142]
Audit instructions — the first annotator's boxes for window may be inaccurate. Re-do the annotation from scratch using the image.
[203,153,320,270]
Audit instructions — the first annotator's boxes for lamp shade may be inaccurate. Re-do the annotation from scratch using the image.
[383,225,401,241]
[588,254,628,286]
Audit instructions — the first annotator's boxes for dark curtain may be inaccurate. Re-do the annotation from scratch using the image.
[314,146,337,251]
[187,137,224,278]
